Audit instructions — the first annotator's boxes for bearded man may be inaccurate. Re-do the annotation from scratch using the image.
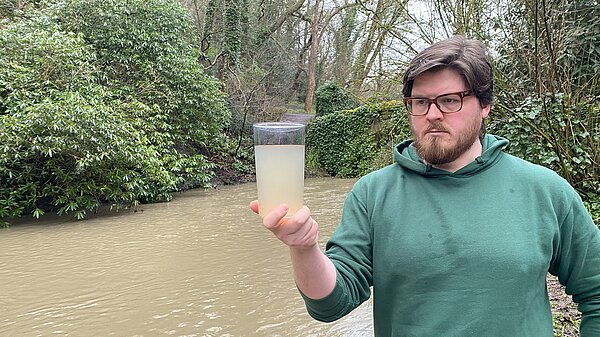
[250,36,600,337]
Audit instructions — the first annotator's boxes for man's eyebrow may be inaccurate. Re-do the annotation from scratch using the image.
[409,90,467,98]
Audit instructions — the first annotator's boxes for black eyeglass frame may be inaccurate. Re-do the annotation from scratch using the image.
[403,90,473,116]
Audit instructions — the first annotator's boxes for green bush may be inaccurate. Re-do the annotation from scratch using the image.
[53,0,231,187]
[0,17,173,226]
[0,92,173,220]
[307,112,351,176]
[314,81,360,117]
[0,0,231,226]
[306,100,410,177]
[0,1,14,19]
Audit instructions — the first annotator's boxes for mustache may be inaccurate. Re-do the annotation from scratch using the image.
[424,123,449,133]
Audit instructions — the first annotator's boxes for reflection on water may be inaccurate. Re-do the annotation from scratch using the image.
[0,177,373,336]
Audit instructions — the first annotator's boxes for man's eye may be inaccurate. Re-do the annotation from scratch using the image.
[440,97,458,104]
[413,99,428,106]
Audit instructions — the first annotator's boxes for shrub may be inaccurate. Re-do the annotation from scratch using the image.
[0,1,14,19]
[306,100,410,177]
[0,17,175,226]
[53,0,231,188]
[0,0,231,226]
[0,92,173,221]
[314,81,360,117]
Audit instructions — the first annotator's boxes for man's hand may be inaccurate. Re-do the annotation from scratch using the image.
[249,200,319,250]
[249,200,336,299]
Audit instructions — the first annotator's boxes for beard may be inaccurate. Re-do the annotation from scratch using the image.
[411,118,482,165]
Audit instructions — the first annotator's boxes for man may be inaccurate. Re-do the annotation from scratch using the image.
[249,36,600,336]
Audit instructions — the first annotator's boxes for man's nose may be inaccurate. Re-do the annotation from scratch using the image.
[425,102,444,120]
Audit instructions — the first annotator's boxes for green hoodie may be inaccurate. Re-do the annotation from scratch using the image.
[302,134,600,336]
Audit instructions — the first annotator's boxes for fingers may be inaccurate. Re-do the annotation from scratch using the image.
[292,206,311,226]
[277,206,319,248]
[283,206,312,236]
[250,202,319,248]
[263,204,289,229]
[249,200,259,214]
[288,216,319,248]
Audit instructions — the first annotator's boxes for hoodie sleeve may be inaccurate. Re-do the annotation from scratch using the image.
[549,191,600,336]
[301,180,373,322]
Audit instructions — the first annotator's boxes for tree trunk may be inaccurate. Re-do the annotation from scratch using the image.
[304,0,321,113]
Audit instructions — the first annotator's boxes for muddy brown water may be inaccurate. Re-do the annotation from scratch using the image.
[0,177,373,336]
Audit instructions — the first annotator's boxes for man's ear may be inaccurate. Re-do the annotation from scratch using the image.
[481,103,491,118]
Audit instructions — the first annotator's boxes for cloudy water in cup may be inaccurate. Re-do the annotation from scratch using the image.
[254,144,305,217]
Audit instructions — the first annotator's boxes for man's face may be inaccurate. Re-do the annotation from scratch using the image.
[409,68,490,167]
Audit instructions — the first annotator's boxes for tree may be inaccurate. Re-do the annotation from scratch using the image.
[304,0,322,112]
[331,6,358,86]
[349,0,408,93]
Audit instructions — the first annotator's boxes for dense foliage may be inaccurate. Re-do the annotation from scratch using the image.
[307,95,410,177]
[55,0,231,187]
[0,0,230,226]
[314,81,360,117]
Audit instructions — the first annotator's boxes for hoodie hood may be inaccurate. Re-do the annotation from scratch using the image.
[393,134,509,177]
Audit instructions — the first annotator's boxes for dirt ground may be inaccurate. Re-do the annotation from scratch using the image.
[548,274,580,337]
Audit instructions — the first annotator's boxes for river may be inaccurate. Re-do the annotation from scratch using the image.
[0,177,373,336]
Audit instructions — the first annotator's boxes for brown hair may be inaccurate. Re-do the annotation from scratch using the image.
[402,35,493,108]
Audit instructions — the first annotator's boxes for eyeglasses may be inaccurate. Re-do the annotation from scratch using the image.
[403,90,473,116]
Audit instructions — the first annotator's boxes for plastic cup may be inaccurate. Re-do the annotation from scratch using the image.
[253,122,305,217]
